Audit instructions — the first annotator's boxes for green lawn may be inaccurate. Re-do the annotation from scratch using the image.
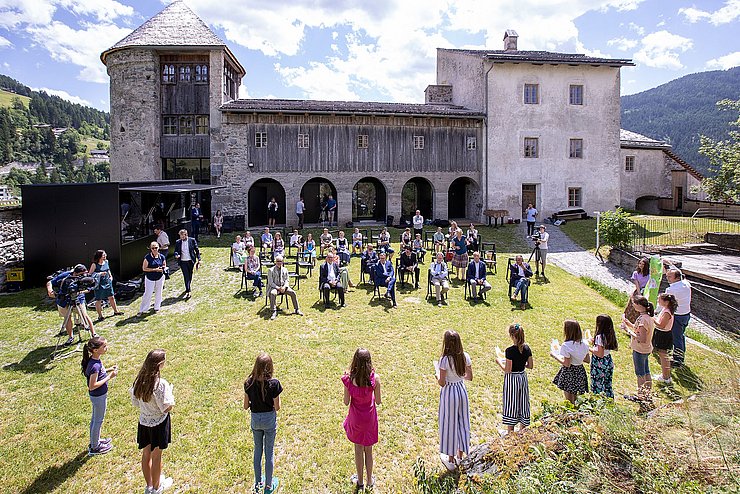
[0,89,30,108]
[0,225,735,493]
[558,218,598,251]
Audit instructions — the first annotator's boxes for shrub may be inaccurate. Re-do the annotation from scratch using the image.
[598,208,634,248]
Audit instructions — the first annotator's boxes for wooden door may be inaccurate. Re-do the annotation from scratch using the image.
[522,185,537,218]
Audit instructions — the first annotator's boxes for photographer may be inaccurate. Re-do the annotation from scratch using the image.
[533,225,549,274]
[46,264,97,345]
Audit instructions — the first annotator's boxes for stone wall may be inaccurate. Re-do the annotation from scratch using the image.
[0,207,23,291]
[705,232,740,250]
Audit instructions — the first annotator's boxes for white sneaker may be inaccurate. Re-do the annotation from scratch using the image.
[159,475,173,491]
[653,375,672,384]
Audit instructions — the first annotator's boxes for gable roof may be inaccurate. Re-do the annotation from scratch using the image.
[221,99,485,118]
[664,149,704,181]
[440,48,634,67]
[620,129,670,149]
[100,1,243,73]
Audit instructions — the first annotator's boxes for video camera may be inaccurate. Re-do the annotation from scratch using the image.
[530,231,542,243]
[58,275,97,303]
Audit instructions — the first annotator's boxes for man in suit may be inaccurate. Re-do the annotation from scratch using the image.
[319,251,345,308]
[361,244,378,283]
[190,203,201,240]
[174,229,200,297]
[374,252,397,307]
[267,255,302,320]
[466,251,491,301]
[399,244,420,289]
[510,255,533,309]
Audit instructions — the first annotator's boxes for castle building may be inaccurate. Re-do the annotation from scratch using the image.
[102,1,693,227]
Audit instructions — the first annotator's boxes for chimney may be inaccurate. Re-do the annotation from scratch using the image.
[503,29,518,51]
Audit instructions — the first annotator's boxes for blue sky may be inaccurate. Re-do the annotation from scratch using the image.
[0,0,738,111]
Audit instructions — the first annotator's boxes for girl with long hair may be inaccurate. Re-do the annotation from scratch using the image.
[623,295,656,396]
[653,293,678,385]
[81,336,117,455]
[213,209,223,238]
[496,323,533,432]
[131,350,175,494]
[89,249,123,321]
[342,348,381,491]
[589,315,619,398]
[436,330,473,468]
[244,353,282,494]
[551,320,590,404]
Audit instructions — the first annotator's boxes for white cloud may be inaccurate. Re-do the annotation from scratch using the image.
[628,22,645,35]
[0,35,11,47]
[27,20,131,83]
[607,37,638,51]
[0,0,132,28]
[32,86,92,106]
[633,30,693,69]
[238,82,251,99]
[706,51,740,70]
[679,0,740,25]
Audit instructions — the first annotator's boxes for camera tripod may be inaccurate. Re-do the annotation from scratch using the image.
[527,242,545,277]
[51,298,94,361]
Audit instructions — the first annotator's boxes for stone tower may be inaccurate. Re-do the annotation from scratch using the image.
[101,0,244,182]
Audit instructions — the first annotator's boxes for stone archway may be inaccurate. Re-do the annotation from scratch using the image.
[248,178,286,227]
[402,177,434,222]
[352,177,387,222]
[448,177,482,220]
[300,177,337,224]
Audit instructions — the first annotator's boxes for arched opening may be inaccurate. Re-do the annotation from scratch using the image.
[635,195,661,215]
[402,177,434,222]
[448,177,482,220]
[248,178,286,227]
[352,177,387,222]
[300,177,337,224]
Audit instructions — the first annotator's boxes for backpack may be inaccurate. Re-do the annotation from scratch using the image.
[49,269,72,293]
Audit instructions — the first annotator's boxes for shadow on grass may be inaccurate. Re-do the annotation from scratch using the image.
[672,365,704,392]
[2,344,57,374]
[19,451,90,494]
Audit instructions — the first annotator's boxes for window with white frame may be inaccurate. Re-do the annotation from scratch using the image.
[255,132,267,148]
[568,187,582,207]
[524,84,539,104]
[625,155,635,172]
[179,65,191,82]
[357,134,369,149]
[298,133,309,148]
[569,85,583,105]
[524,137,539,158]
[195,116,209,135]
[195,65,208,83]
[179,116,193,135]
[162,64,175,84]
[569,138,583,158]
[413,135,424,150]
[466,136,477,150]
[162,116,177,135]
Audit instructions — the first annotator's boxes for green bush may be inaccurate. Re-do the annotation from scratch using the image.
[598,208,634,248]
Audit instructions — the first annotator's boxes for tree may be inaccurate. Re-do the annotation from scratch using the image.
[697,99,740,203]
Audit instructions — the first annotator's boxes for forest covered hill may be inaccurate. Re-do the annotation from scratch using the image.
[621,67,740,176]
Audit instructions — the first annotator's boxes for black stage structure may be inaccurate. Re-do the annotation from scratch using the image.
[22,180,222,286]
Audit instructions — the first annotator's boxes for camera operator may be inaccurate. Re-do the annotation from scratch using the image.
[46,264,97,345]
[534,225,549,274]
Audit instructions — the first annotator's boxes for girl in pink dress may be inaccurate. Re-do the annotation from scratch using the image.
[342,348,382,491]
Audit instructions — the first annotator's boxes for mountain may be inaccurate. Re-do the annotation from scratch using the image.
[621,67,740,177]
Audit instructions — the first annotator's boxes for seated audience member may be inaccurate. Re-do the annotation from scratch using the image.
[352,228,363,255]
[448,220,460,238]
[361,244,379,280]
[304,233,317,262]
[466,251,491,301]
[244,246,264,297]
[289,229,302,250]
[232,235,246,268]
[267,255,302,320]
[273,232,285,259]
[260,227,273,254]
[374,252,397,308]
[412,233,426,263]
[244,231,255,249]
[399,244,420,289]
[467,223,479,253]
[401,228,413,249]
[335,230,351,265]
[510,255,533,310]
[378,227,394,259]
[320,228,333,255]
[433,226,445,253]
[332,247,355,290]
[430,252,450,307]
[319,252,345,308]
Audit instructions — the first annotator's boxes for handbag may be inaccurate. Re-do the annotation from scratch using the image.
[163,266,170,280]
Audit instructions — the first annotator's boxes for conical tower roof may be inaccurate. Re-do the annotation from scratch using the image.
[101,0,242,72]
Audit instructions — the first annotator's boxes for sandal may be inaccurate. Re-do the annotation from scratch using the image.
[113,311,124,316]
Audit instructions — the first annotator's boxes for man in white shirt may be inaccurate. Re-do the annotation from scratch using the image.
[267,255,302,320]
[154,225,170,257]
[536,225,549,275]
[664,268,691,366]
[296,196,305,229]
[412,209,424,238]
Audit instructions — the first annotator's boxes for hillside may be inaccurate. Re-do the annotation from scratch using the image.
[621,67,740,176]
[0,89,30,108]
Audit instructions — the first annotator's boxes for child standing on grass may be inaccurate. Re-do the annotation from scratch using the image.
[244,353,282,494]
[496,323,533,433]
[342,348,382,492]
[131,350,175,494]
[82,336,117,456]
[622,295,655,398]
[652,293,677,385]
[551,320,590,404]
[589,315,618,398]
[436,330,473,469]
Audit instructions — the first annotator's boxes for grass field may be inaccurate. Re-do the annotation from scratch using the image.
[0,89,30,108]
[0,225,736,493]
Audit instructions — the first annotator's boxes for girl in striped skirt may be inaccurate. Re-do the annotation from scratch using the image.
[496,323,533,432]
[436,330,473,468]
